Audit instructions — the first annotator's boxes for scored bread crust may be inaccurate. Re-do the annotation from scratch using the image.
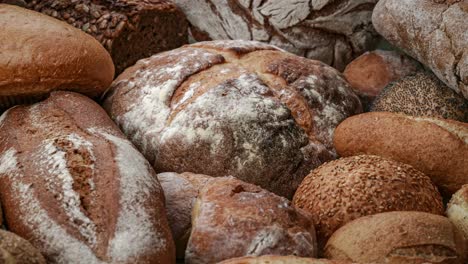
[103,40,362,198]
[333,112,468,195]
[0,92,174,263]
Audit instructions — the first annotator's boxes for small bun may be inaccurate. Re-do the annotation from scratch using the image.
[219,255,351,264]
[447,184,468,242]
[325,211,467,264]
[0,229,46,264]
[293,155,444,249]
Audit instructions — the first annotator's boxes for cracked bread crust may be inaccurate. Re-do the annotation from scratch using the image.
[103,40,362,199]
[372,0,468,99]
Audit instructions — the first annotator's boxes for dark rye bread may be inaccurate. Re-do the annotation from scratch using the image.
[0,92,175,263]
[9,0,188,74]
[0,229,46,264]
[103,40,362,198]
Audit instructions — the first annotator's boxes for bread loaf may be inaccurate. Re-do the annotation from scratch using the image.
[0,4,114,111]
[186,176,317,264]
[333,112,468,195]
[0,229,46,264]
[219,256,351,264]
[324,211,467,264]
[371,72,468,122]
[293,155,444,250]
[157,172,212,258]
[172,0,380,71]
[447,184,468,243]
[103,40,362,198]
[372,0,468,98]
[0,92,175,263]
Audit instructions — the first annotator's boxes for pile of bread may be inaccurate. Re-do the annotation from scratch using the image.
[0,0,466,263]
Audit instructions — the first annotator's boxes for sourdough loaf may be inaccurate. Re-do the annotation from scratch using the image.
[0,92,175,263]
[372,0,468,98]
[186,176,317,264]
[293,155,444,250]
[447,184,468,243]
[324,211,467,263]
[0,4,114,111]
[219,256,351,264]
[173,0,380,71]
[7,0,188,74]
[0,229,46,264]
[103,40,362,198]
[333,112,468,195]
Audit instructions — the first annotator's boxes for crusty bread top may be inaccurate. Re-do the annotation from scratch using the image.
[218,255,351,264]
[0,229,46,264]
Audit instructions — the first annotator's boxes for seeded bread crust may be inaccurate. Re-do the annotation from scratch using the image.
[0,92,175,263]
[0,229,46,264]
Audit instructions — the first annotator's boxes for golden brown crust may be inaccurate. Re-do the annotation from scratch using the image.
[324,211,467,264]
[333,112,468,195]
[447,184,468,243]
[218,255,351,264]
[0,4,114,110]
[0,229,46,264]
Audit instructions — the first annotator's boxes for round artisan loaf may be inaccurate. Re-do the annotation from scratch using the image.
[103,40,362,198]
[0,92,175,263]
[172,0,381,71]
[447,184,468,243]
[157,172,212,258]
[371,72,468,122]
[0,4,114,111]
[219,256,351,264]
[293,155,444,250]
[324,211,468,264]
[333,112,468,195]
[186,176,318,264]
[0,229,46,264]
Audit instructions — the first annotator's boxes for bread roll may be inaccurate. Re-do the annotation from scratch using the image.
[0,4,114,111]
[0,229,46,264]
[371,72,468,122]
[186,176,317,264]
[0,92,175,263]
[173,0,381,71]
[157,172,212,258]
[324,211,467,264]
[103,40,362,198]
[333,112,468,195]
[372,0,468,98]
[219,255,351,264]
[15,0,188,74]
[293,155,444,250]
[447,184,468,243]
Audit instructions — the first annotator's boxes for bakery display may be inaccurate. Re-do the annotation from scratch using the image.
[343,50,420,109]
[173,0,380,71]
[333,112,468,195]
[0,229,46,264]
[447,184,468,242]
[372,0,468,98]
[185,176,317,264]
[0,92,175,263]
[293,155,444,249]
[219,256,351,264]
[0,4,114,111]
[157,172,212,258]
[371,72,468,122]
[103,40,362,198]
[9,0,189,74]
[324,211,467,264]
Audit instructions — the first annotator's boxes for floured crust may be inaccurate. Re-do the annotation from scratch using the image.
[0,229,46,264]
[218,255,351,264]
[185,176,317,264]
[104,40,362,198]
[324,211,467,263]
[0,92,174,263]
[333,112,468,195]
[447,184,468,243]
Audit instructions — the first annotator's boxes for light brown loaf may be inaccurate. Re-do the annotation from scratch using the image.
[333,112,468,195]
[185,176,317,264]
[218,256,351,264]
[157,172,212,258]
[0,4,114,111]
[0,229,46,264]
[372,0,468,98]
[293,155,444,250]
[447,184,468,243]
[103,40,362,198]
[0,92,175,263]
[324,211,467,264]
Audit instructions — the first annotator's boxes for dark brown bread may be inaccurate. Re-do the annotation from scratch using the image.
[103,40,362,198]
[293,155,444,251]
[6,0,188,74]
[186,176,317,264]
[0,229,46,264]
[0,4,114,111]
[325,211,467,264]
[0,92,175,263]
